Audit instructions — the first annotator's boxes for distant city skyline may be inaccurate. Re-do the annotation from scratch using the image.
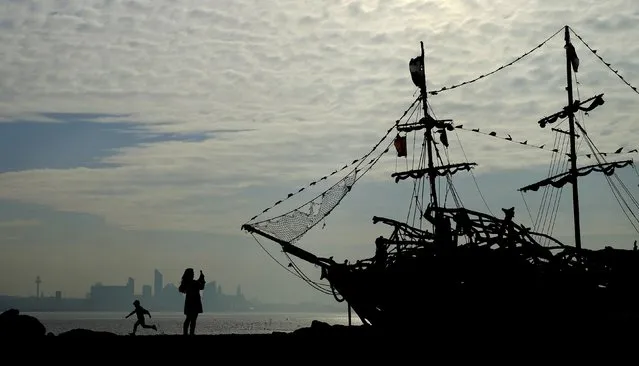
[4,268,243,300]
[0,266,345,314]
[0,267,344,312]
[2,268,251,312]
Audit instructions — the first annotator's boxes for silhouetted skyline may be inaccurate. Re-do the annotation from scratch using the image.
[0,268,345,313]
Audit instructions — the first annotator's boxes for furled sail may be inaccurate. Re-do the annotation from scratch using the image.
[518,160,634,192]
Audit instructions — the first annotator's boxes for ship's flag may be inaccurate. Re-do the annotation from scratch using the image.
[409,57,426,89]
[394,134,407,157]
[566,42,579,72]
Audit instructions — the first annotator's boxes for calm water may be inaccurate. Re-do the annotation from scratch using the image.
[24,311,363,335]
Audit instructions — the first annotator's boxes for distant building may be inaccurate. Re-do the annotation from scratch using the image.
[154,269,163,298]
[89,277,134,311]
[142,285,152,299]
[202,281,218,311]
[202,281,250,311]
[55,291,62,300]
[157,283,184,311]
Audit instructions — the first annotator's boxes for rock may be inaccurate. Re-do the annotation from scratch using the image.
[57,328,118,337]
[310,319,331,330]
[292,320,329,335]
[0,308,46,337]
[291,320,374,336]
[1,308,18,318]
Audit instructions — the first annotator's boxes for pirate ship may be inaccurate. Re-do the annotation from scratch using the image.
[241,26,639,329]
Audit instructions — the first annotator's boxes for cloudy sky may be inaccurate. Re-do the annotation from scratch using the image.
[1,0,639,305]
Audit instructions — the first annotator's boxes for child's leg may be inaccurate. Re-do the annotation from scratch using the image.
[138,318,155,330]
[133,320,141,334]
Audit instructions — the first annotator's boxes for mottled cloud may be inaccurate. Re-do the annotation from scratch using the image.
[1,0,638,236]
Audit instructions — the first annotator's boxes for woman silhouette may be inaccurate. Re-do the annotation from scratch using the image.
[178,268,206,335]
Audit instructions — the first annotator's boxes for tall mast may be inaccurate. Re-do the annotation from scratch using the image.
[394,42,476,219]
[520,29,611,242]
[564,26,582,250]
[421,41,438,209]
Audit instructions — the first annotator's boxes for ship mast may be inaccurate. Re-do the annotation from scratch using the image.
[519,26,625,250]
[421,41,438,209]
[393,42,477,225]
[564,26,582,250]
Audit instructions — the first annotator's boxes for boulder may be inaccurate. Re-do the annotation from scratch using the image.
[57,328,118,337]
[0,308,46,337]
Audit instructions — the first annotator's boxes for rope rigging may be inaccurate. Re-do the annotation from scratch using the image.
[243,95,422,225]
[569,27,639,97]
[426,100,474,213]
[250,233,333,295]
[531,64,589,244]
[394,96,479,229]
[244,96,421,292]
[403,102,425,228]
[520,49,639,244]
[427,26,565,96]
[534,127,569,244]
[574,120,639,234]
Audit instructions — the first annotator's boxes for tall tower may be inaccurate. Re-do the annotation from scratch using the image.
[35,276,41,298]
[126,277,134,294]
[154,269,163,298]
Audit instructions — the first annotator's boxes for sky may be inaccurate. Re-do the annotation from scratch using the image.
[1,0,639,305]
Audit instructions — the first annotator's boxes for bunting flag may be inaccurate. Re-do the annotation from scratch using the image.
[454,125,638,158]
[427,26,565,96]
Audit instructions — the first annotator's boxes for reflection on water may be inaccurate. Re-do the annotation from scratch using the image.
[23,311,363,335]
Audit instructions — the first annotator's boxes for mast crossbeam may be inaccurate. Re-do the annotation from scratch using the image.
[397,116,454,133]
[391,162,477,183]
[538,94,605,128]
[518,160,634,192]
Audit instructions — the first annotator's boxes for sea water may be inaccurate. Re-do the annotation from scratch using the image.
[23,311,363,335]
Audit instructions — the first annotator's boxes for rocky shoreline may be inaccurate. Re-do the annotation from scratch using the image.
[3,306,635,344]
[4,307,625,362]
[0,307,378,338]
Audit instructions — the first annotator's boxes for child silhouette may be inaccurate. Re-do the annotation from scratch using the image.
[125,299,157,335]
